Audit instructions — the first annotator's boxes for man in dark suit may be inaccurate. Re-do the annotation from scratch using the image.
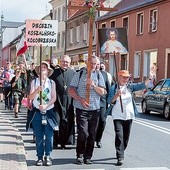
[95,59,111,148]
[50,55,75,149]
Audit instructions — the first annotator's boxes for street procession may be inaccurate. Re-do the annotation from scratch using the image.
[0,0,170,170]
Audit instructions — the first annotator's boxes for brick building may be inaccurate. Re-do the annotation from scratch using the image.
[97,0,170,81]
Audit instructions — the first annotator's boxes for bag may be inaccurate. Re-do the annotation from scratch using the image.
[21,97,28,107]
[104,104,113,118]
[21,97,33,110]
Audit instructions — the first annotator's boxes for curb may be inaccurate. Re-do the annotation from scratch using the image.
[0,111,28,170]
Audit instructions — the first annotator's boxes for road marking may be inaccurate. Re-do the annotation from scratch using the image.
[134,119,170,135]
[120,167,169,170]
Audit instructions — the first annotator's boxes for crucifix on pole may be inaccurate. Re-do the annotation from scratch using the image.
[67,0,117,104]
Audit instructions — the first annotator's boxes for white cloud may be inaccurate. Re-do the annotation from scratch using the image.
[0,0,52,22]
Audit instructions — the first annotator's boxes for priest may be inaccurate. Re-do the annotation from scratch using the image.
[50,55,75,149]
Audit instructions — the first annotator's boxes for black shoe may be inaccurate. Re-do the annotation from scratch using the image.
[36,159,43,166]
[76,157,83,165]
[117,158,124,166]
[96,141,102,148]
[53,143,58,149]
[44,156,52,166]
[84,159,93,164]
[14,113,18,118]
[61,145,66,149]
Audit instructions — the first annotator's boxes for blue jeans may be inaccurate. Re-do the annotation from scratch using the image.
[76,108,100,159]
[32,110,54,160]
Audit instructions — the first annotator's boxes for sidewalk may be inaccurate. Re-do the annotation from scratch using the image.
[0,102,27,170]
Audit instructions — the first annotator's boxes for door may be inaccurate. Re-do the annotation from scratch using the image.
[167,54,170,78]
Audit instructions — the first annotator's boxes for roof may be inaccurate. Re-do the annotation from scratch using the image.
[97,0,164,21]
[1,20,24,28]
[1,33,22,50]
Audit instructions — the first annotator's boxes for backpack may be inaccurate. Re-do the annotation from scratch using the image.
[78,67,100,81]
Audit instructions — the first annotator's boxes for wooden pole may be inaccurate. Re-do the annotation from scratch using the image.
[113,52,123,112]
[67,4,118,104]
[40,45,42,105]
[86,15,94,104]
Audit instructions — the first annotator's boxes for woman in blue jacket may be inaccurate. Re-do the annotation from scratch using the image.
[107,70,149,166]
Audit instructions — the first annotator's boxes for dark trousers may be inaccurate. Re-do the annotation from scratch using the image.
[3,87,12,109]
[113,119,133,159]
[76,108,100,159]
[53,110,75,146]
[95,107,106,142]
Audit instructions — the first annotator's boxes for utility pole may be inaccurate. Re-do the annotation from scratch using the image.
[50,9,53,61]
[0,14,4,65]
[64,0,68,55]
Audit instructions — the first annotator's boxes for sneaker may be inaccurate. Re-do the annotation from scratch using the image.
[117,158,124,166]
[76,157,83,165]
[44,156,52,166]
[84,159,93,164]
[36,159,43,166]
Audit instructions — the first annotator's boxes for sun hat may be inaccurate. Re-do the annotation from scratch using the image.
[118,70,130,77]
[35,61,54,77]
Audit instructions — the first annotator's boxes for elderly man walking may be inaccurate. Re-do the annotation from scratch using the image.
[69,56,106,165]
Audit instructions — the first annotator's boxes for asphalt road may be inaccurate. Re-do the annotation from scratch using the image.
[12,104,170,170]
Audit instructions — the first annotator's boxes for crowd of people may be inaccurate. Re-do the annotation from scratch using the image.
[0,55,150,167]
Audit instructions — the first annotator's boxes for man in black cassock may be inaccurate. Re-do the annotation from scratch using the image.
[50,55,75,149]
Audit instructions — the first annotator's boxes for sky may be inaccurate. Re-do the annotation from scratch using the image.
[0,0,52,22]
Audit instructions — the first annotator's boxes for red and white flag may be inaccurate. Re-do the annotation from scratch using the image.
[16,34,28,56]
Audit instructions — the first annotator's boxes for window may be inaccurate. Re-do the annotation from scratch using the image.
[62,5,66,21]
[54,10,57,20]
[110,20,116,27]
[123,17,128,28]
[121,55,128,70]
[45,48,49,56]
[58,7,61,22]
[62,31,65,48]
[70,28,73,44]
[83,23,87,41]
[153,81,163,92]
[137,12,144,35]
[76,26,80,42]
[134,53,141,78]
[161,80,170,92]
[101,23,106,28]
[149,9,157,32]
[57,33,60,49]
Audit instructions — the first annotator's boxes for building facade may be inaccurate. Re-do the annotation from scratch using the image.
[50,0,67,62]
[97,0,170,81]
[66,10,97,69]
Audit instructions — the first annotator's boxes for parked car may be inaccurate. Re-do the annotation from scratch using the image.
[141,78,170,119]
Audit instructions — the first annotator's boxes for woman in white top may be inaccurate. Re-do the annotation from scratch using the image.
[108,70,149,166]
[27,61,57,166]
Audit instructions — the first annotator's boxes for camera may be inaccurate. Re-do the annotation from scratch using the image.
[41,111,47,125]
